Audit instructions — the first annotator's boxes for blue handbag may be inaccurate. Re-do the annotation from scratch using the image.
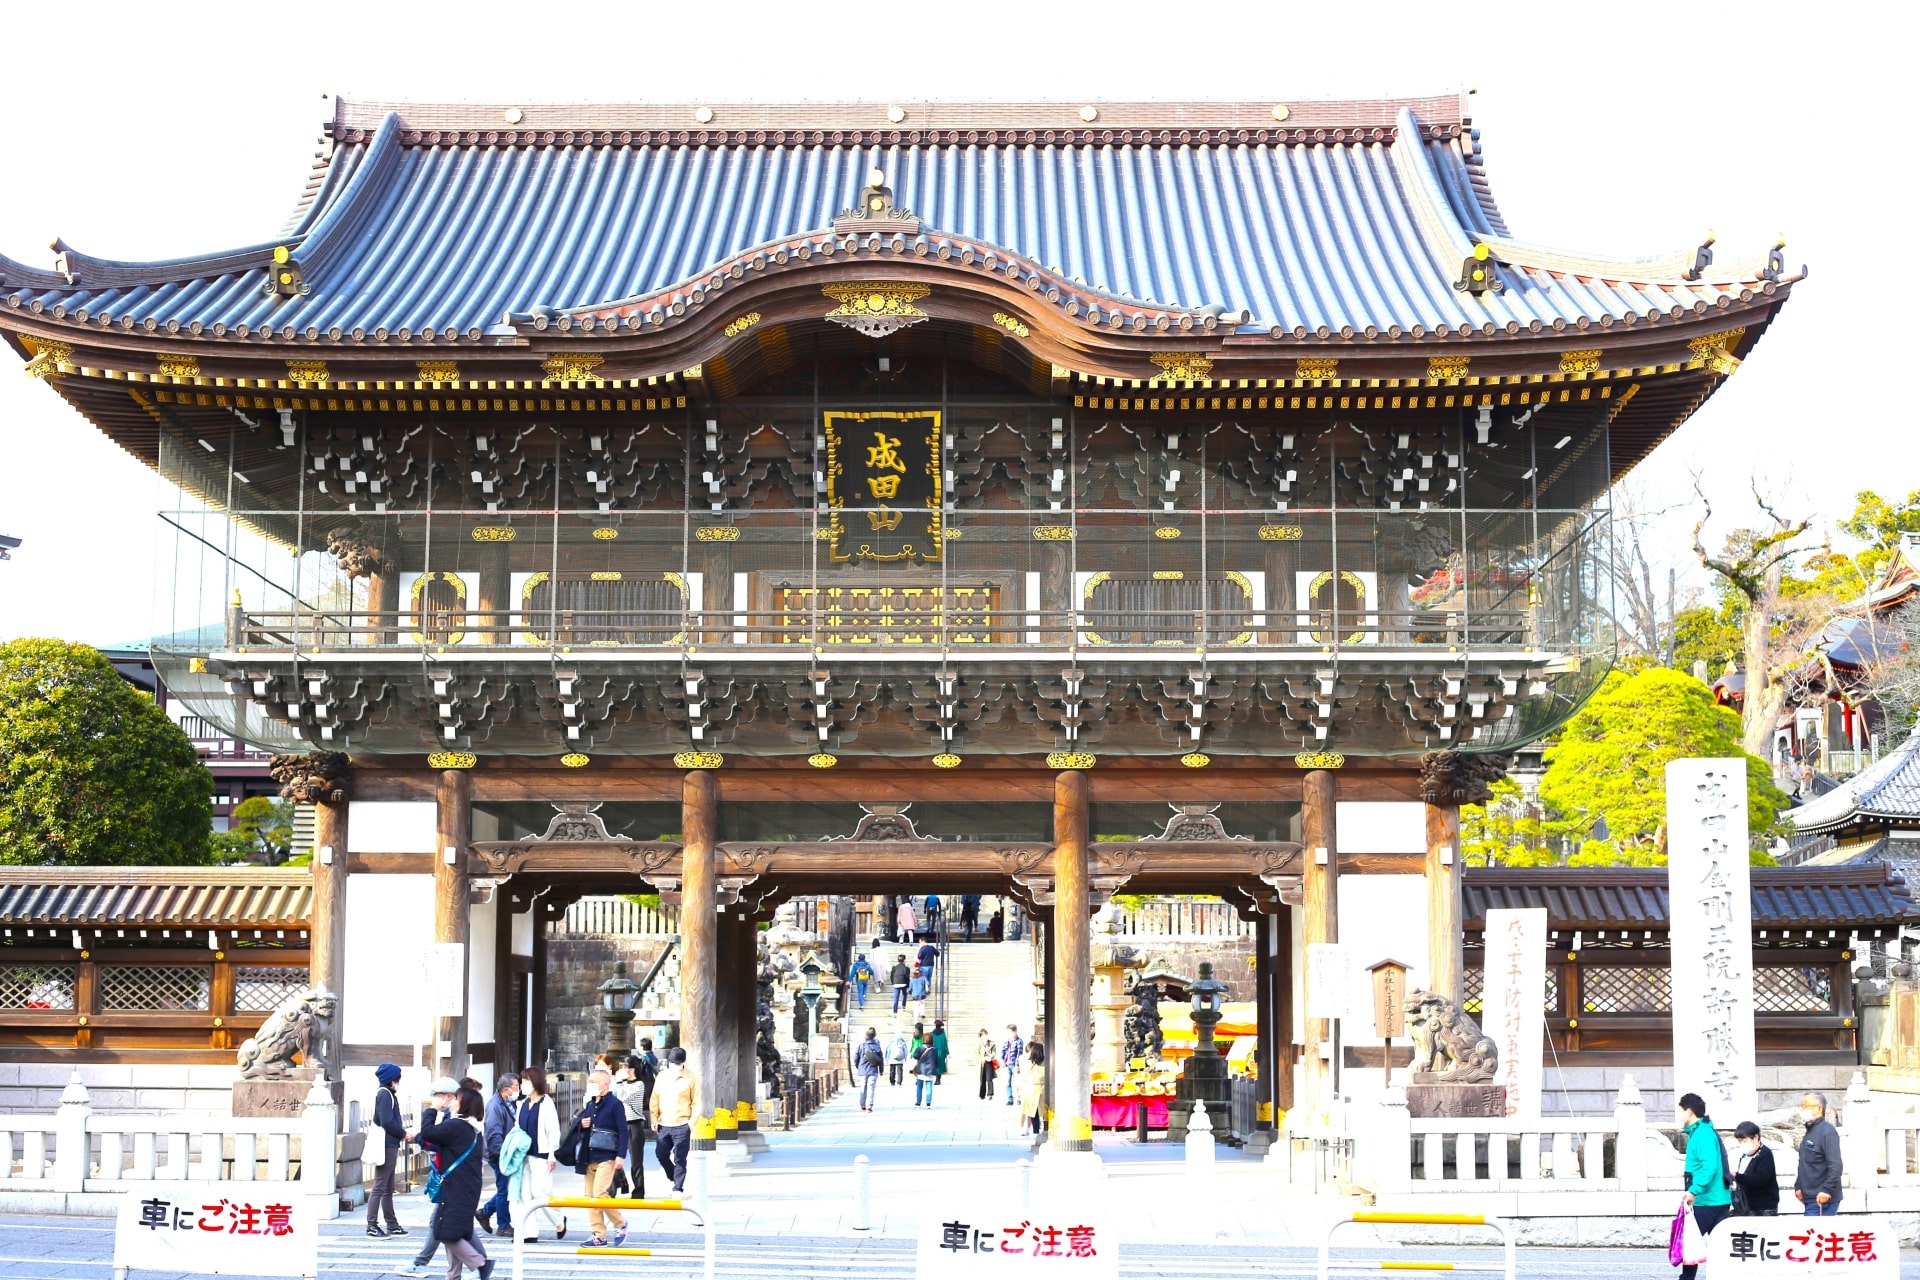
[425,1138,473,1203]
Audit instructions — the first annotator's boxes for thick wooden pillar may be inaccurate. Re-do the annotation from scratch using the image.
[310,797,349,1078]
[711,911,742,1147]
[492,890,515,1070]
[735,913,762,1145]
[1255,910,1276,1137]
[1425,801,1464,1005]
[1301,768,1339,1120]
[1275,903,1295,1112]
[475,542,511,645]
[1051,770,1092,1153]
[435,767,473,1077]
[681,770,717,1152]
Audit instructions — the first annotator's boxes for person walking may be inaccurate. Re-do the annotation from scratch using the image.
[850,953,875,1010]
[510,1067,566,1245]
[1793,1091,1843,1216]
[889,954,912,1014]
[1732,1121,1779,1215]
[576,1066,629,1249]
[885,1027,909,1086]
[616,1055,652,1199]
[976,1028,997,1101]
[924,894,944,935]
[650,1046,697,1194]
[913,1031,939,1106]
[908,961,930,1017]
[999,1025,1024,1106]
[410,1080,491,1280]
[917,938,939,978]
[1676,1091,1733,1280]
[476,1074,518,1238]
[366,1063,408,1238]
[959,894,981,940]
[931,1019,950,1084]
[854,1027,884,1110]
[896,897,918,942]
[402,1084,461,1274]
[1020,1042,1048,1138]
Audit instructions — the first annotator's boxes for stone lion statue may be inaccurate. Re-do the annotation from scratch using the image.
[1404,989,1498,1083]
[236,986,337,1080]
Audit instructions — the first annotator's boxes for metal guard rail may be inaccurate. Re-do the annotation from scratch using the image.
[514,1193,714,1279]
[1318,1212,1515,1280]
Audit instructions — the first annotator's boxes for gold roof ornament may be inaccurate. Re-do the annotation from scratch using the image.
[822,283,930,338]
[1149,351,1214,383]
[542,352,605,383]
[428,751,477,769]
[674,751,724,769]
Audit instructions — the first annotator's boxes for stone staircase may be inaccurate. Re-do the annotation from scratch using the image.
[936,940,1038,1045]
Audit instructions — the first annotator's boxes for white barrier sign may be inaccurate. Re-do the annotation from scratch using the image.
[1705,1215,1896,1276]
[915,1207,1117,1278]
[1307,943,1351,1020]
[1481,907,1547,1119]
[113,1182,319,1277]
[1666,757,1757,1121]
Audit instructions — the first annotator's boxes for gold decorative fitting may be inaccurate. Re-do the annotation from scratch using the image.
[429,751,477,769]
[21,337,74,379]
[1687,327,1746,376]
[991,312,1031,338]
[724,312,762,338]
[416,360,460,385]
[814,527,832,540]
[592,527,620,541]
[504,107,524,125]
[285,360,329,385]
[1294,750,1346,770]
[674,751,724,770]
[560,753,591,768]
[808,753,839,769]
[1153,526,1182,539]
[1258,525,1304,541]
[589,570,622,581]
[693,106,714,124]
[1427,356,1470,380]
[157,352,200,380]
[822,283,931,338]
[1046,751,1096,770]
[542,352,605,383]
[1559,349,1601,375]
[1032,525,1076,541]
[1149,351,1214,382]
[887,105,906,124]
[1180,752,1211,768]
[1080,106,1099,122]
[1294,357,1338,381]
[1152,570,1185,580]
[470,526,517,542]
[932,753,962,769]
[694,526,740,542]
[187,657,209,674]
[1272,104,1292,122]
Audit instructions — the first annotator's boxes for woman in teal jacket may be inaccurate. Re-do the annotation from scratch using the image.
[1677,1091,1732,1280]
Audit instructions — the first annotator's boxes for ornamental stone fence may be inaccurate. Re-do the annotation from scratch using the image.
[0,1073,341,1218]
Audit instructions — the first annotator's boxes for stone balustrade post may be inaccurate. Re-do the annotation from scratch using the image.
[53,1071,91,1192]
[301,1077,340,1219]
[1613,1074,1648,1192]
[1840,1070,1878,1192]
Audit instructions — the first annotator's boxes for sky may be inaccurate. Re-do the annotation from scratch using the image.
[0,0,1912,644]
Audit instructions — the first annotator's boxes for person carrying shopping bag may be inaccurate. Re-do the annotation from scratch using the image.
[1672,1091,1733,1280]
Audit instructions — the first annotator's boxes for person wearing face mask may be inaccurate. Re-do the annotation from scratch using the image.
[1730,1121,1779,1215]
[476,1075,518,1237]
[1793,1092,1844,1215]
[1675,1092,1732,1280]
[510,1068,567,1245]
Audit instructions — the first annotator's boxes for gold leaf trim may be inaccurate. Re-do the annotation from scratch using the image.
[416,360,460,385]
[1294,751,1346,769]
[1294,357,1338,381]
[1558,349,1601,375]
[22,338,74,379]
[1152,570,1185,580]
[285,360,330,385]
[808,753,838,768]
[158,352,199,380]
[1258,525,1303,541]
[823,283,930,319]
[1687,327,1746,376]
[541,352,605,382]
[590,570,622,581]
[1149,351,1213,382]
[560,753,591,768]
[931,753,962,769]
[1427,356,1470,380]
[1032,525,1076,541]
[1046,751,1096,770]
[592,527,620,541]
[429,751,477,769]
[990,312,1031,338]
[694,526,741,542]
[1153,526,1182,539]
[470,526,517,543]
[724,312,763,338]
[674,751,724,769]
[1180,752,1211,768]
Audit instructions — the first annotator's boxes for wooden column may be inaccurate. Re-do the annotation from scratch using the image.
[1425,801,1464,1005]
[1254,910,1276,1137]
[711,911,742,1146]
[1301,768,1339,1120]
[1275,902,1295,1113]
[434,767,473,1077]
[310,797,349,1077]
[491,890,515,1070]
[475,542,512,645]
[681,770,718,1152]
[735,912,761,1143]
[1051,770,1092,1153]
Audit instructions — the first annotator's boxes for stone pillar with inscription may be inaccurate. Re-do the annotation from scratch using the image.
[1666,758,1757,1121]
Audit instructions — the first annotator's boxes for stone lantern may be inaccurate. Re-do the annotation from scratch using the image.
[798,951,824,1063]
[1168,962,1235,1144]
[597,961,640,1061]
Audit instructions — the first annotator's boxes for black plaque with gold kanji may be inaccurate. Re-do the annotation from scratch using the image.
[824,410,943,564]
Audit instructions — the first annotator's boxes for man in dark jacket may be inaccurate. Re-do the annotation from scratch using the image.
[477,1074,518,1237]
[366,1063,408,1238]
[578,1066,629,1249]
[889,955,911,1014]
[1793,1091,1844,1215]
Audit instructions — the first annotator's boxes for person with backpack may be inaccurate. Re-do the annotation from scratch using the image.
[909,961,930,1017]
[885,1028,909,1086]
[1676,1091,1733,1280]
[850,954,875,1010]
[854,1027,885,1110]
[912,1031,940,1106]
[889,954,912,1014]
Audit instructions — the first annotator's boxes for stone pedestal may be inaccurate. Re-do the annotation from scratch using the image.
[233,1076,345,1127]
[1405,1076,1504,1118]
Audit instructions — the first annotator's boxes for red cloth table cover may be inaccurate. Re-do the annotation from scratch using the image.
[1091,1094,1169,1129]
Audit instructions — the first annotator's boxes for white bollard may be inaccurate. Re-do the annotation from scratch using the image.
[1015,1156,1031,1211]
[1185,1098,1217,1179]
[688,1147,711,1216]
[852,1154,871,1232]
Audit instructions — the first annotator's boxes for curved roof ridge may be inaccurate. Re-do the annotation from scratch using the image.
[291,111,408,279]
[1788,726,1920,834]
[0,250,70,290]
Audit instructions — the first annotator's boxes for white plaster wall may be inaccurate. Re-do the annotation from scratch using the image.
[1335,801,1425,854]
[511,910,534,958]
[342,873,434,1045]
[1335,873,1431,1108]
[346,801,438,854]
[467,897,495,1045]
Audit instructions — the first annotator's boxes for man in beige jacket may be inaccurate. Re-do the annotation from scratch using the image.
[648,1046,698,1194]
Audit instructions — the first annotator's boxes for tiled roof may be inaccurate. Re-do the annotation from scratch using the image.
[0,869,311,928]
[0,97,1795,344]
[1462,864,1920,931]
[1787,728,1920,834]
